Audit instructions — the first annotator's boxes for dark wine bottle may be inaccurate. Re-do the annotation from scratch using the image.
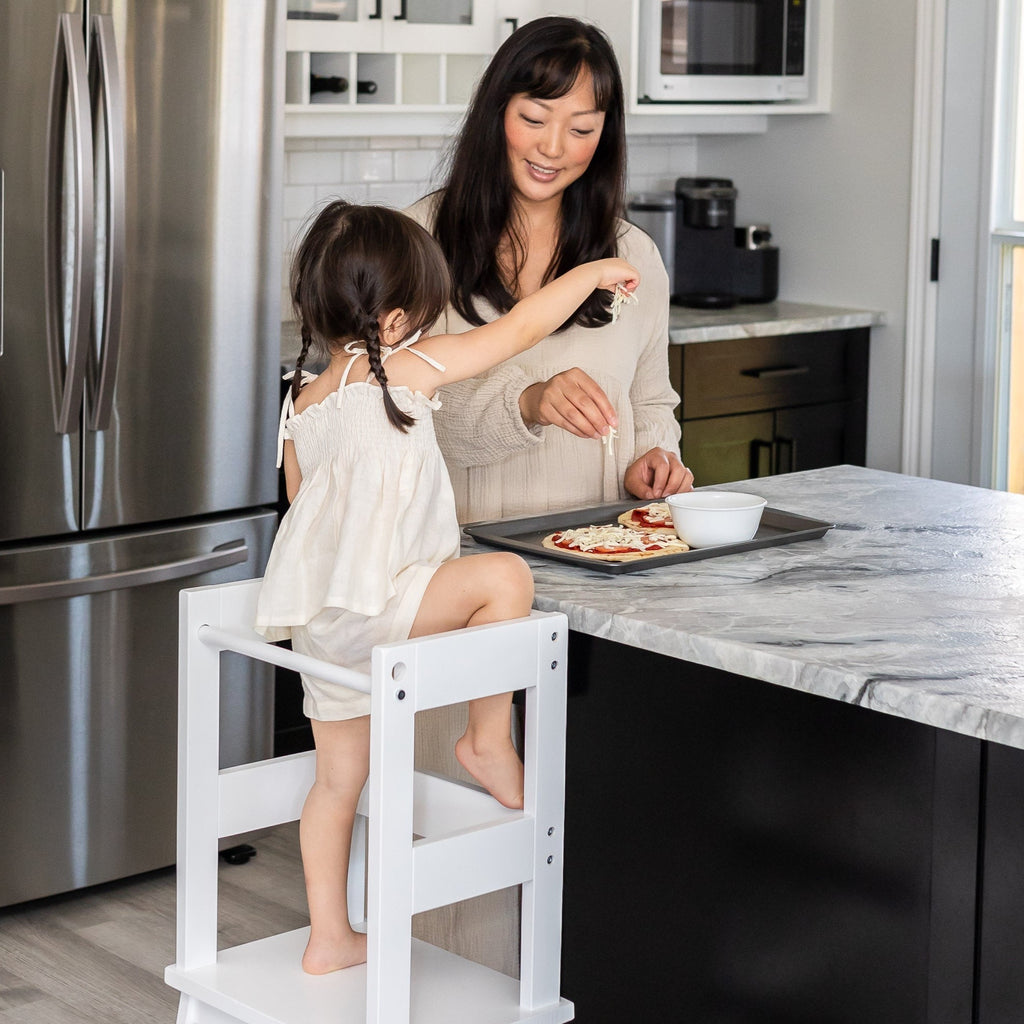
[309,73,349,94]
[357,80,378,94]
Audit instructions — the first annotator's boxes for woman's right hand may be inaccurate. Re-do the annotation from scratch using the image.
[519,367,618,440]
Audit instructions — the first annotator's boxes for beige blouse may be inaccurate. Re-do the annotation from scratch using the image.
[405,195,681,524]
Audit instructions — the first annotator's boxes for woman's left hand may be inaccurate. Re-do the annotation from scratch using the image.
[624,448,694,500]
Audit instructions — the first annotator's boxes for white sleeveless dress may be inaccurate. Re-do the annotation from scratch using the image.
[255,338,461,720]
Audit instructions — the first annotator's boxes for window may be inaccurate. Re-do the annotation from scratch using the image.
[990,0,1024,492]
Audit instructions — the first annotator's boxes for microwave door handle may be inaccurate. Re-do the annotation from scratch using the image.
[87,14,125,432]
[45,13,94,435]
[0,541,249,605]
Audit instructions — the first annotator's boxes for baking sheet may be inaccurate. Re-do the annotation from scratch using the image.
[463,500,834,574]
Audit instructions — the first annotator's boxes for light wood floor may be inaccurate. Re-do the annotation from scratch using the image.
[0,707,522,1022]
[0,823,309,1024]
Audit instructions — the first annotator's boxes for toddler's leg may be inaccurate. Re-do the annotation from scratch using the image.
[410,552,534,809]
[300,715,370,974]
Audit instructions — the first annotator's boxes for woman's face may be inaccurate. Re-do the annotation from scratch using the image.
[503,69,605,209]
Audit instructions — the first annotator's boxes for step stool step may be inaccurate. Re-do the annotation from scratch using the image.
[166,929,573,1024]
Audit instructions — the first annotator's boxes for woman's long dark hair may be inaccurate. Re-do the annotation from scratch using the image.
[431,16,627,330]
[290,200,451,431]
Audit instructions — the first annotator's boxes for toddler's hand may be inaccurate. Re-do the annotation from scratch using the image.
[593,258,640,295]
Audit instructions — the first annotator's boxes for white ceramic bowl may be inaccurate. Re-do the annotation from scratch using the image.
[665,490,768,548]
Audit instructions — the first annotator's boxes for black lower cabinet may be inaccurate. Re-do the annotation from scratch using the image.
[682,401,854,484]
[976,744,1024,1022]
[559,633,985,1024]
[671,327,869,487]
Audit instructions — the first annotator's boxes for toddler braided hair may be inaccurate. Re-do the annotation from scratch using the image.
[289,200,451,430]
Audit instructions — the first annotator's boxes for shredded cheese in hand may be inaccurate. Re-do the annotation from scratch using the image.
[610,283,638,324]
[601,425,618,459]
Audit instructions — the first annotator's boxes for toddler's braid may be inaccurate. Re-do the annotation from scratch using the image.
[292,324,313,401]
[364,318,415,432]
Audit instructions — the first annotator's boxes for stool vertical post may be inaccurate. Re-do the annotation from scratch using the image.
[175,588,226,972]
[520,619,569,1011]
[365,647,417,1024]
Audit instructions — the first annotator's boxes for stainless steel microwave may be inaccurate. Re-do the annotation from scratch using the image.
[638,0,810,104]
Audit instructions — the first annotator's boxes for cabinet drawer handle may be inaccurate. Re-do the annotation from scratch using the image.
[775,436,796,473]
[750,439,773,477]
[741,364,810,379]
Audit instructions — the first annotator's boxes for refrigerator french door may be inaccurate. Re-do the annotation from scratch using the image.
[0,0,284,906]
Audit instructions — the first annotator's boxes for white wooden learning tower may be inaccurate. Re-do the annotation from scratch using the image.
[165,578,575,1024]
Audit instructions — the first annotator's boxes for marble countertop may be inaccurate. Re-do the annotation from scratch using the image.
[462,465,1024,750]
[669,300,885,344]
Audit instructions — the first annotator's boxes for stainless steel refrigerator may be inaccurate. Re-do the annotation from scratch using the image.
[0,0,283,906]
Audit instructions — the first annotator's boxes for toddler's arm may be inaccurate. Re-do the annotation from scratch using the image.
[283,441,302,503]
[414,259,639,388]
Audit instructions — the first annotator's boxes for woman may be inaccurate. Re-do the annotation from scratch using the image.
[406,16,693,522]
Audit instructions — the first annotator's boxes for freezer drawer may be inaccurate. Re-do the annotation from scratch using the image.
[0,510,276,907]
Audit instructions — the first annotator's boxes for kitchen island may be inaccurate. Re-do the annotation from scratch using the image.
[464,465,1024,1023]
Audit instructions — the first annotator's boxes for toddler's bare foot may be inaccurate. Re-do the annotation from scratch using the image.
[455,734,524,809]
[302,930,367,975]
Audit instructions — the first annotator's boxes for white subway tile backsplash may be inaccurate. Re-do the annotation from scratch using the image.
[668,138,699,166]
[317,136,371,150]
[288,148,343,184]
[368,135,422,150]
[393,148,440,185]
[283,184,318,219]
[628,143,672,177]
[317,183,371,203]
[367,181,425,209]
[340,149,394,183]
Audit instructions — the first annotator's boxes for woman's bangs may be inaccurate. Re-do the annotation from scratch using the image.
[523,48,615,111]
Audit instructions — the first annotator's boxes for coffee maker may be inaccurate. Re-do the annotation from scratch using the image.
[672,177,779,309]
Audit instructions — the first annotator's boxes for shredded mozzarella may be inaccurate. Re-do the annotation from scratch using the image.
[636,501,672,526]
[610,283,638,324]
[601,425,618,458]
[554,524,670,552]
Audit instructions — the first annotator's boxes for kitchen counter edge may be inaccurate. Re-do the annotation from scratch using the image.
[669,299,885,344]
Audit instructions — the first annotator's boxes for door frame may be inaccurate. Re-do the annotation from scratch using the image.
[904,0,1001,486]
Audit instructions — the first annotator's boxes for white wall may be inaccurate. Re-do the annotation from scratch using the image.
[696,1,919,473]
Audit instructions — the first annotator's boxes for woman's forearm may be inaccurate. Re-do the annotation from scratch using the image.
[434,368,545,469]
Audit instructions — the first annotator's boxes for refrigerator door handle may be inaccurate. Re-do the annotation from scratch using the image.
[86,14,126,433]
[45,13,95,435]
[0,540,249,605]
[1,168,4,359]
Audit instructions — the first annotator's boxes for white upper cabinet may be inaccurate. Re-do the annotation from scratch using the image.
[283,0,833,136]
[284,0,519,133]
[286,0,501,55]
